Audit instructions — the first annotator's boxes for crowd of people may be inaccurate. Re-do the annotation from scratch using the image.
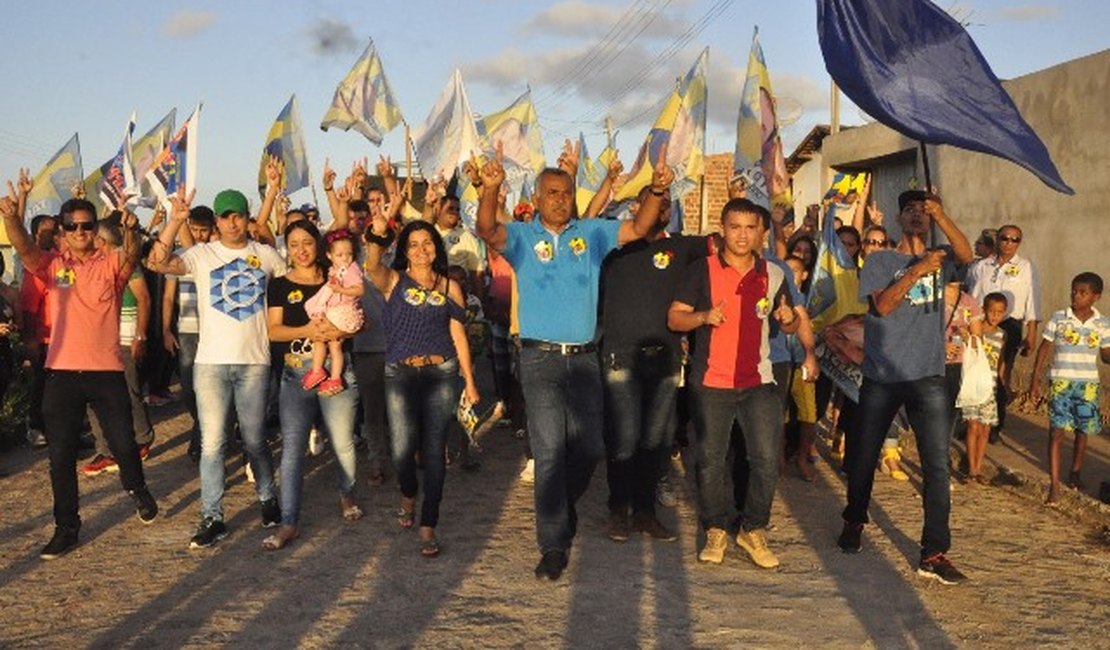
[0,139,1105,586]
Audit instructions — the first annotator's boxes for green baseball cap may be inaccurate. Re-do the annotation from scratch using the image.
[213,189,249,217]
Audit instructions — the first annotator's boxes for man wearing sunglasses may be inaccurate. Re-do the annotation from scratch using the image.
[0,190,158,560]
[966,224,1040,438]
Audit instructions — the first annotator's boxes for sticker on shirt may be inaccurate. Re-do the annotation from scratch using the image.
[246,255,262,269]
[569,237,587,256]
[895,269,940,307]
[533,240,553,263]
[287,289,304,304]
[54,267,76,288]
[1059,325,1081,346]
[755,296,771,319]
[1087,330,1101,348]
[652,250,673,270]
[426,291,446,306]
[209,258,268,321]
[404,287,426,306]
[1003,264,1020,277]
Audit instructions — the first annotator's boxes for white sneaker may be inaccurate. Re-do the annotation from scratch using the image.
[308,426,326,456]
[519,458,535,485]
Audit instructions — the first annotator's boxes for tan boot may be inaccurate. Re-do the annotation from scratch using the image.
[698,527,728,564]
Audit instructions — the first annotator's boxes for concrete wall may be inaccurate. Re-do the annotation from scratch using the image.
[822,49,1110,390]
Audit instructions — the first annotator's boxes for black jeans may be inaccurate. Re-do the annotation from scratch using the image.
[26,344,48,433]
[602,346,680,516]
[43,370,146,529]
[353,351,390,477]
[844,376,952,557]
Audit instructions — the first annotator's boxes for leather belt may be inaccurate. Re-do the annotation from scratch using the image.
[519,339,597,355]
[400,354,447,367]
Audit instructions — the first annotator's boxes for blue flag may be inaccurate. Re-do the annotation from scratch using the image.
[817,0,1073,194]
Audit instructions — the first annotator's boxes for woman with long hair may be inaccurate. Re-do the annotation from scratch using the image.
[263,220,362,550]
[363,213,479,557]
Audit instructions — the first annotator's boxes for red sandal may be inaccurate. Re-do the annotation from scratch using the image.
[317,377,344,396]
[301,368,327,391]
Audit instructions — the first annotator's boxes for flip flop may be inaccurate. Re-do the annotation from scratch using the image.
[261,526,299,551]
[420,536,440,558]
[341,499,364,522]
[396,507,415,529]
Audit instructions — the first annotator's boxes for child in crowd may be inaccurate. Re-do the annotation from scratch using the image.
[962,292,1008,484]
[303,229,365,395]
[1030,272,1110,504]
[785,255,818,481]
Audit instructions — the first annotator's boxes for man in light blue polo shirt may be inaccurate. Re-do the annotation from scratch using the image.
[476,146,664,581]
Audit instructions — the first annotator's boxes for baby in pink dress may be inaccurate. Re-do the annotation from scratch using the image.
[303,230,364,395]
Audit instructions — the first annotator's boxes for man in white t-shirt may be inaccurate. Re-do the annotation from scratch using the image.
[151,186,289,549]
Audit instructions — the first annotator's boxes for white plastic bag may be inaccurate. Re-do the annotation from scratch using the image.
[956,336,994,408]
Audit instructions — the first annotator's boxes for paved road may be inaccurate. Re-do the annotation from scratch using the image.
[0,403,1106,648]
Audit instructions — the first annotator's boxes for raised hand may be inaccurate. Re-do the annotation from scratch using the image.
[168,185,196,223]
[605,153,624,182]
[866,201,883,225]
[322,158,336,192]
[71,181,86,199]
[265,154,285,193]
[556,138,580,177]
[913,248,947,278]
[0,188,17,221]
[463,152,482,187]
[650,143,674,192]
[479,141,506,191]
[17,168,33,197]
[150,203,167,231]
[377,154,394,179]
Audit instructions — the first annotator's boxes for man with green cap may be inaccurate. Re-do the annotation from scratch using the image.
[149,178,287,549]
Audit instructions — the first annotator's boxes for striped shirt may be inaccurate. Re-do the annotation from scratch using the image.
[119,270,140,346]
[1043,307,1110,382]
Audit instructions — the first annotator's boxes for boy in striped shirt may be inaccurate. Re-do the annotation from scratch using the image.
[1030,272,1110,504]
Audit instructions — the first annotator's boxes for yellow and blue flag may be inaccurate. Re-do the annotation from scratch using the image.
[479,89,545,184]
[734,28,791,210]
[321,39,404,146]
[808,201,867,332]
[614,48,707,202]
[575,130,619,214]
[260,95,310,195]
[26,133,83,219]
[412,69,481,183]
[133,109,176,208]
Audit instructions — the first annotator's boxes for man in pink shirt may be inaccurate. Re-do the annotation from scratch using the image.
[0,191,158,560]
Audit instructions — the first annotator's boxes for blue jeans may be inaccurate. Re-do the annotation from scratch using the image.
[194,363,275,522]
[279,353,359,526]
[519,347,605,554]
[384,357,460,529]
[844,376,952,557]
[691,384,782,531]
[602,346,680,515]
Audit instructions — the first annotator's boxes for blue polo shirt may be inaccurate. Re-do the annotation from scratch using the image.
[503,217,621,343]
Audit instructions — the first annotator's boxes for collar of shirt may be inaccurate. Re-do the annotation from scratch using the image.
[1065,306,1102,325]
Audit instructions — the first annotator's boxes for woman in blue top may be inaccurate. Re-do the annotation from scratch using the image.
[364,211,479,558]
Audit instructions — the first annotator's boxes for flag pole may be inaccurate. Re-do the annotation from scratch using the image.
[919,140,936,245]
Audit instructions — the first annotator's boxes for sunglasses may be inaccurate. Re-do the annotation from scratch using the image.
[62,222,96,232]
[863,239,887,247]
[998,235,1022,243]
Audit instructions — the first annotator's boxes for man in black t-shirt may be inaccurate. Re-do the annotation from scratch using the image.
[599,176,704,544]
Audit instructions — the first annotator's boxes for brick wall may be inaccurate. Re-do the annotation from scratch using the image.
[681,152,733,234]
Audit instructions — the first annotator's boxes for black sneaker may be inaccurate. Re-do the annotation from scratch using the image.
[534,550,568,581]
[260,498,281,528]
[607,510,630,543]
[838,521,863,554]
[40,526,80,560]
[189,518,228,549]
[129,487,158,524]
[633,513,677,542]
[917,553,968,585]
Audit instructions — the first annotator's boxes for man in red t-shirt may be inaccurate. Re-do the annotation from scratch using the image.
[669,198,800,569]
[1,187,158,561]
[19,213,59,448]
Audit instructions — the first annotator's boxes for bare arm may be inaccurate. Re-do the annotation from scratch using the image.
[130,272,150,363]
[870,250,946,317]
[118,208,142,283]
[475,144,508,252]
[667,300,725,333]
[583,155,623,218]
[0,184,43,273]
[927,198,972,264]
[147,186,192,276]
[447,281,479,405]
[252,155,282,247]
[617,145,673,246]
[363,213,399,297]
[1028,338,1054,402]
[267,306,318,343]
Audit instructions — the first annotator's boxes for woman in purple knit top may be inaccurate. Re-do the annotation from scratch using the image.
[363,210,479,558]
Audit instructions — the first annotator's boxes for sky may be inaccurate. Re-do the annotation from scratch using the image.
[0,0,1106,215]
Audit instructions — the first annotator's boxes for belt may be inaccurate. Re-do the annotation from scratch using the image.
[519,339,597,355]
[400,354,447,367]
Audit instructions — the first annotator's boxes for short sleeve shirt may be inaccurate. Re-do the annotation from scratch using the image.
[945,291,983,364]
[34,249,125,371]
[675,254,793,389]
[437,224,487,273]
[1042,307,1110,382]
[502,217,621,344]
[181,240,286,365]
[966,253,1040,322]
[859,248,956,383]
[600,234,710,354]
